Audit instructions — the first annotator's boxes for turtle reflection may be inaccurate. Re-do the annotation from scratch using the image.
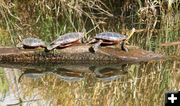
[18,68,50,83]
[15,63,129,83]
[53,68,84,82]
[90,64,129,81]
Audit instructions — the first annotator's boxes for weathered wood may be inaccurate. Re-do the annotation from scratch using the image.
[0,45,163,64]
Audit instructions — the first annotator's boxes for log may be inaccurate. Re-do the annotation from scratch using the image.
[0,45,163,64]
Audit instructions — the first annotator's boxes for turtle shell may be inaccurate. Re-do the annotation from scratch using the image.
[48,32,84,50]
[22,37,46,48]
[95,32,127,41]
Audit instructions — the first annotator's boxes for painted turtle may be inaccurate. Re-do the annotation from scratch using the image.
[54,68,84,82]
[47,32,84,51]
[89,32,128,53]
[90,64,128,78]
[18,69,46,83]
[17,37,46,49]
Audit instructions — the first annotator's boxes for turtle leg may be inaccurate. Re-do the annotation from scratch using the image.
[42,44,50,53]
[44,47,50,52]
[120,41,128,52]
[89,40,103,53]
[88,39,97,44]
[46,44,59,56]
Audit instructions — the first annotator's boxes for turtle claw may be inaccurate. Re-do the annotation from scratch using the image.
[122,47,128,52]
[120,41,128,52]
[89,40,103,53]
[89,46,97,53]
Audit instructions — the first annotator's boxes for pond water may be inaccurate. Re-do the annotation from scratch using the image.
[0,59,179,106]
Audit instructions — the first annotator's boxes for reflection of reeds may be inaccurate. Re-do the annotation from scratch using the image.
[16,61,180,106]
[0,62,179,105]
[0,68,9,101]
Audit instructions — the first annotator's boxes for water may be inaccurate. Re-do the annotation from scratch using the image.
[0,59,179,106]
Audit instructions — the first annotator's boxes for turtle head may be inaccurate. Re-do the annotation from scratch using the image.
[16,42,23,49]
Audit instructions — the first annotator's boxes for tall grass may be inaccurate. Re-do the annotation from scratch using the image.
[0,0,179,51]
[0,0,116,43]
[0,68,9,101]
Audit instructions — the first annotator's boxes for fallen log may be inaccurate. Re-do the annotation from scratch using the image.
[0,45,163,64]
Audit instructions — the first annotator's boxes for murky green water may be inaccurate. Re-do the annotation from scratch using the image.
[0,59,179,106]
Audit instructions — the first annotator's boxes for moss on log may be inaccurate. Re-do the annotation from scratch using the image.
[0,45,163,64]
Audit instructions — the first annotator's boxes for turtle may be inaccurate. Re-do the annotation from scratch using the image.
[89,64,128,78]
[89,32,128,53]
[53,68,84,82]
[18,69,46,83]
[17,37,46,49]
[47,32,85,51]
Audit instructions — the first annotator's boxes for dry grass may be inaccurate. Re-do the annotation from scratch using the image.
[0,0,179,52]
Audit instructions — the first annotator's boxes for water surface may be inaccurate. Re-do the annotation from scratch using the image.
[0,59,179,106]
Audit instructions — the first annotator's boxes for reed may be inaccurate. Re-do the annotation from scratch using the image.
[0,0,179,50]
[0,68,9,100]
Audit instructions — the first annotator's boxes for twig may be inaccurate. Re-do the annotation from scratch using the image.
[160,41,180,46]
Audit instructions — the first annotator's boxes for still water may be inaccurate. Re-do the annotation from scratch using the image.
[0,59,179,106]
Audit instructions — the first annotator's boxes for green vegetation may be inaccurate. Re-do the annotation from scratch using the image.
[0,0,178,51]
[0,68,9,98]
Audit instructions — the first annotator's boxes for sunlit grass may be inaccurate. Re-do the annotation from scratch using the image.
[0,0,179,50]
[0,28,11,46]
